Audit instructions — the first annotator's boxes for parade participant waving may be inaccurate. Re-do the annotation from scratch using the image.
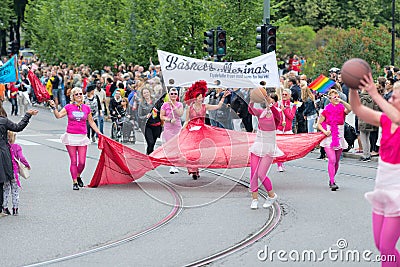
[49,87,101,190]
[248,87,283,209]
[351,74,400,267]
[160,88,184,174]
[183,80,230,179]
[317,89,352,191]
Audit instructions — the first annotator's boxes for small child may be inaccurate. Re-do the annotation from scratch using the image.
[3,131,30,216]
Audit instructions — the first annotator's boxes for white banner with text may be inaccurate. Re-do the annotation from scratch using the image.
[157,50,280,88]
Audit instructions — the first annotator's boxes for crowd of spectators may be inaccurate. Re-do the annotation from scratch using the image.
[0,54,397,160]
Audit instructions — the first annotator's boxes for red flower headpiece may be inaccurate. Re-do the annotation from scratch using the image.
[184,80,208,102]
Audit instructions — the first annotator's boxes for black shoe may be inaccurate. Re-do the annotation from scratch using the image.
[73,183,79,190]
[359,156,371,162]
[77,177,84,187]
[317,155,326,160]
[3,207,11,215]
[329,182,339,191]
[12,208,18,216]
[191,173,198,180]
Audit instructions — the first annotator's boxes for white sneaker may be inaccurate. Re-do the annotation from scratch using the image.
[250,199,259,209]
[169,167,175,174]
[277,166,284,172]
[172,167,179,173]
[263,193,278,208]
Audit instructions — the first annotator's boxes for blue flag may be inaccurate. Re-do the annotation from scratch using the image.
[0,55,19,84]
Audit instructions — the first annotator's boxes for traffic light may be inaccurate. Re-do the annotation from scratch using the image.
[203,30,214,56]
[256,24,266,54]
[266,25,276,53]
[9,41,19,55]
[216,29,226,57]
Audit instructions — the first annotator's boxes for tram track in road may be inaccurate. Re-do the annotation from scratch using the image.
[22,135,282,266]
[19,137,185,267]
[290,155,377,181]
[183,169,282,267]
[24,175,184,267]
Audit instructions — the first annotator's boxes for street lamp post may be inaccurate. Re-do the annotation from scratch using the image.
[392,0,395,66]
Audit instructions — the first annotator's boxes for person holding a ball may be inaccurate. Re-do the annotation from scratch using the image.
[350,73,400,267]
[316,89,352,191]
[248,87,283,209]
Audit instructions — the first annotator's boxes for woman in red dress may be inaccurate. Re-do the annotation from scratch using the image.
[183,81,230,179]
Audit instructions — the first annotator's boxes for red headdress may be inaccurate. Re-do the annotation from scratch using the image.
[184,80,208,103]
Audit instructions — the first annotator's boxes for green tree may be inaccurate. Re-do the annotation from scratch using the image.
[305,23,395,78]
[0,0,15,55]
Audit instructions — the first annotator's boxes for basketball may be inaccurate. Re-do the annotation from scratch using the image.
[250,87,267,103]
[341,58,372,89]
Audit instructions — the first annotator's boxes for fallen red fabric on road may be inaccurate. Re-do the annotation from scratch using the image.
[88,123,325,187]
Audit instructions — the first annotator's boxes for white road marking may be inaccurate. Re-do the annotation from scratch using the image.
[16,139,41,146]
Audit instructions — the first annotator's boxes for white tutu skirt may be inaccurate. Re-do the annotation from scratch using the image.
[61,133,91,146]
[249,129,284,158]
[365,159,400,217]
[320,124,348,150]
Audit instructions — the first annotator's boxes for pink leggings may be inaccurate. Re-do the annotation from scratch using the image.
[324,147,342,184]
[250,153,273,193]
[373,213,400,266]
[66,145,87,181]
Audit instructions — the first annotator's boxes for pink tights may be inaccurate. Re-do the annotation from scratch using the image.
[66,145,87,181]
[250,153,273,193]
[373,213,400,266]
[324,147,342,184]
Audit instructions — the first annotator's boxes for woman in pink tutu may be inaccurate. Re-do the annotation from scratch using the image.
[160,88,184,174]
[248,88,283,209]
[49,87,101,190]
[316,89,352,191]
[351,73,400,267]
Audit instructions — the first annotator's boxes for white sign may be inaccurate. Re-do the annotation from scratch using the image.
[157,50,280,88]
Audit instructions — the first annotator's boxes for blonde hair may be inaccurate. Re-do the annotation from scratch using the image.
[8,131,16,144]
[70,87,83,103]
[328,89,339,96]
[300,81,315,102]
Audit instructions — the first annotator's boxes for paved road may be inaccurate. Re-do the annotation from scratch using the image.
[0,103,385,267]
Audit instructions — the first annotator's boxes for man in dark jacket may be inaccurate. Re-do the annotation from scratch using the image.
[231,88,253,132]
[288,77,301,102]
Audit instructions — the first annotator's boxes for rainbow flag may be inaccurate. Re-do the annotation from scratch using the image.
[308,74,335,94]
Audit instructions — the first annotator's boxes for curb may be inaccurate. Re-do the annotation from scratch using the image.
[343,152,379,162]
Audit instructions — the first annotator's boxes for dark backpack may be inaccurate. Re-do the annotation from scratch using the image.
[343,122,357,152]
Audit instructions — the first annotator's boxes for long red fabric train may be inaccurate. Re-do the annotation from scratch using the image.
[88,122,326,187]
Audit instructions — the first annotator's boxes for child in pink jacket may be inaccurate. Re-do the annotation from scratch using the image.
[3,131,30,216]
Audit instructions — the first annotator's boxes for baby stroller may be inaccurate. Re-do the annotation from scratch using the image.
[111,116,124,142]
[111,110,136,144]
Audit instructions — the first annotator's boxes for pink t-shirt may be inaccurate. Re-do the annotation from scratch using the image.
[321,103,345,126]
[248,103,281,131]
[65,104,91,134]
[161,102,183,129]
[379,113,400,164]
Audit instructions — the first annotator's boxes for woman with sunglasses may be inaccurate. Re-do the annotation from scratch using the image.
[49,87,101,190]
[160,88,184,174]
[275,88,296,172]
[316,89,351,191]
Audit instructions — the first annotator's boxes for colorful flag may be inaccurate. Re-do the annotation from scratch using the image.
[308,74,336,94]
[0,55,19,84]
